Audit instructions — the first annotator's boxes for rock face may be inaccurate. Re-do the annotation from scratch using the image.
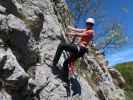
[0,0,126,100]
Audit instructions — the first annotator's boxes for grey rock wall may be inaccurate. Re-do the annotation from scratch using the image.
[0,0,126,100]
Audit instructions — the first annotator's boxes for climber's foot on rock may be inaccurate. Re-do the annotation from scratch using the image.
[51,62,61,75]
[52,62,62,70]
[62,81,68,87]
[52,61,57,67]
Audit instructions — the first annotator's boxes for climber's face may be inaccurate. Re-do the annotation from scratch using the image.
[86,22,94,29]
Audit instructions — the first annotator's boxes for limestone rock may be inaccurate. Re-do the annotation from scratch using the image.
[0,0,126,100]
[0,5,6,13]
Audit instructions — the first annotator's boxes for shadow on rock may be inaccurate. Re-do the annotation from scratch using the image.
[71,78,81,96]
[45,62,82,97]
[0,0,22,17]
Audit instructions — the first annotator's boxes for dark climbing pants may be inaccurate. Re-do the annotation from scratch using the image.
[53,43,87,82]
[53,43,87,65]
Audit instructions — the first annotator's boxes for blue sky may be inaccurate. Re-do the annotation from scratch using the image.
[66,0,133,66]
[103,0,133,66]
[106,48,133,66]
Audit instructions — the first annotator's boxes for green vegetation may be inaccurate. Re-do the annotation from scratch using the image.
[115,62,133,100]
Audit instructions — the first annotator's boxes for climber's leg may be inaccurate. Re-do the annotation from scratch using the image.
[62,58,69,83]
[62,55,77,82]
[77,45,88,57]
[68,56,77,76]
[62,59,71,97]
[53,43,78,66]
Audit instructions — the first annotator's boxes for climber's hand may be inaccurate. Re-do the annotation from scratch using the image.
[65,32,69,37]
[67,25,85,33]
[67,25,72,31]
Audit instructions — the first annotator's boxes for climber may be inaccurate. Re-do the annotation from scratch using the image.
[53,18,95,82]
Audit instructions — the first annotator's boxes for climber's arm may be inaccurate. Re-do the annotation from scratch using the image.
[67,25,85,33]
[65,31,88,37]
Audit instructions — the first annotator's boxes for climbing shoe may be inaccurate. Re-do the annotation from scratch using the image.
[52,61,57,67]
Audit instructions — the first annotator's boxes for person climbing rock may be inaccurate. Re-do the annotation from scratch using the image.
[53,18,95,82]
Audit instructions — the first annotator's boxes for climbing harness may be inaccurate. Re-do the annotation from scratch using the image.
[68,57,78,78]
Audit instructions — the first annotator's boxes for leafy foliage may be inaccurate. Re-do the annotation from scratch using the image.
[115,62,133,100]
